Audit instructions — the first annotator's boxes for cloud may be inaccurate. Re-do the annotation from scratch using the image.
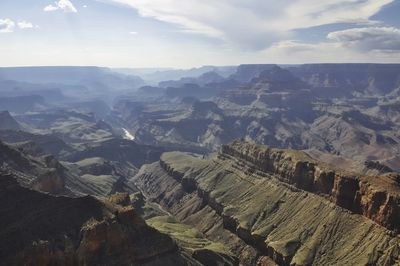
[327,27,400,51]
[263,39,400,63]
[0,19,16,33]
[108,0,393,49]
[262,26,400,63]
[43,5,59,12]
[129,31,138,35]
[17,21,34,29]
[44,0,78,13]
[0,19,38,33]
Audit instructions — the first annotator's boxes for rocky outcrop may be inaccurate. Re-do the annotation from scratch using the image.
[0,174,187,266]
[221,140,400,232]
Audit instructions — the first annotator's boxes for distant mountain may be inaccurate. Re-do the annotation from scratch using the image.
[0,66,145,92]
[0,111,21,130]
[115,64,400,172]
[0,80,66,102]
[115,66,237,85]
[229,64,277,82]
[0,95,45,113]
[288,63,400,97]
[159,71,226,88]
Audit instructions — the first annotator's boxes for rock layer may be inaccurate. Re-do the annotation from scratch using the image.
[221,140,400,231]
[133,142,400,265]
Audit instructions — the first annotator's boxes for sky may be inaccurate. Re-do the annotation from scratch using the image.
[0,0,400,68]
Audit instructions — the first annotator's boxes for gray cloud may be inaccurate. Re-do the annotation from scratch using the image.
[328,27,400,51]
[0,19,15,33]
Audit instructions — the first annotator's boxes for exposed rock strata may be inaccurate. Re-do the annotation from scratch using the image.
[133,142,400,265]
[221,140,400,231]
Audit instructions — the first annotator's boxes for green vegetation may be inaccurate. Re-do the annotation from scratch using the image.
[147,215,230,255]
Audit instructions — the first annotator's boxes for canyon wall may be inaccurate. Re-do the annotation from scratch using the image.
[221,140,400,232]
[133,142,400,265]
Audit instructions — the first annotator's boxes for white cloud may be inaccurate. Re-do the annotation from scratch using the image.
[44,0,78,13]
[327,27,400,51]
[17,21,34,29]
[0,19,38,33]
[0,19,15,33]
[129,31,138,35]
[108,0,393,49]
[44,5,59,12]
[262,26,400,63]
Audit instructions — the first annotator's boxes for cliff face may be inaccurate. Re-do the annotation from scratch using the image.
[132,141,400,265]
[0,141,67,194]
[0,173,187,266]
[221,140,400,232]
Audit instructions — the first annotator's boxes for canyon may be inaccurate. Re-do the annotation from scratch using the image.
[0,64,400,265]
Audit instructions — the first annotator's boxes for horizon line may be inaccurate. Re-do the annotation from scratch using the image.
[1,62,400,70]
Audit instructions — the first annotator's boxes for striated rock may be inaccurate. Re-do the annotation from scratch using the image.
[132,142,400,265]
[221,140,400,231]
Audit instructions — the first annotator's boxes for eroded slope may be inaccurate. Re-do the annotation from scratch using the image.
[133,141,400,265]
